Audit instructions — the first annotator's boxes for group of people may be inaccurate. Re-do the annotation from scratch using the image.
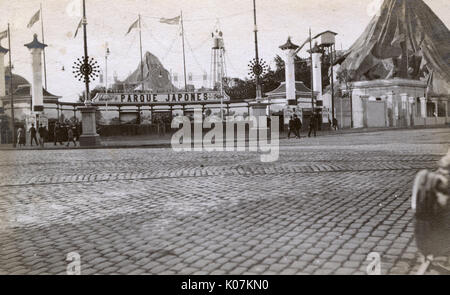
[16,123,49,148]
[287,114,303,139]
[288,114,339,139]
[53,122,79,147]
[16,122,80,148]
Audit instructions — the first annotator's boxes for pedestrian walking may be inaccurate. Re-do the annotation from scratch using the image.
[287,116,296,139]
[38,124,47,148]
[54,123,63,145]
[66,126,76,147]
[17,127,24,147]
[73,125,79,142]
[294,114,302,138]
[29,123,38,146]
[333,117,338,131]
[308,114,317,138]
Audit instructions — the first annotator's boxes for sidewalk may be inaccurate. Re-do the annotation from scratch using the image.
[1,124,448,151]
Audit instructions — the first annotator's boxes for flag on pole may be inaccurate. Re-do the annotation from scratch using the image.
[0,30,7,41]
[74,19,82,38]
[159,16,180,25]
[27,9,41,29]
[126,19,139,35]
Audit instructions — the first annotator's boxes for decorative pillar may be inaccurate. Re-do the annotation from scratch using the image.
[445,100,449,124]
[78,104,100,145]
[24,34,47,114]
[400,93,408,127]
[386,92,394,127]
[408,97,414,127]
[419,97,427,118]
[434,100,439,125]
[311,43,322,99]
[0,45,8,105]
[279,37,299,104]
[361,96,368,128]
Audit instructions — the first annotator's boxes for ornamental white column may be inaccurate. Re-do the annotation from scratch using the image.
[279,37,299,103]
[419,97,426,117]
[24,34,47,112]
[400,93,408,127]
[311,44,322,98]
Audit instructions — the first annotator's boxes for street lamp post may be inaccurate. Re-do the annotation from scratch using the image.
[105,47,110,111]
[74,0,101,146]
[349,82,353,128]
[105,48,110,92]
[252,0,262,102]
[82,0,90,104]
[330,45,335,122]
[6,24,15,147]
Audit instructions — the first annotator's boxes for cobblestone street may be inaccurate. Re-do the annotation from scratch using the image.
[0,128,448,275]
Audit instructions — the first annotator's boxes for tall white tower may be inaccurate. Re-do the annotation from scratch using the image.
[210,29,226,89]
[279,37,299,104]
[311,43,323,98]
[24,34,47,112]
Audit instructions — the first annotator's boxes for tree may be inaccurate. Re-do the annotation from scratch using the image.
[336,69,356,128]
[224,53,333,101]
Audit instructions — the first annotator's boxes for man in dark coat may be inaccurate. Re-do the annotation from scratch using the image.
[38,124,47,148]
[29,123,38,146]
[332,117,338,130]
[287,116,296,139]
[294,114,302,138]
[54,123,63,145]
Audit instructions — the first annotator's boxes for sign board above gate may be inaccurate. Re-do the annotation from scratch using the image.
[92,91,230,105]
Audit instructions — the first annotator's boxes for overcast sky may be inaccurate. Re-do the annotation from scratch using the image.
[1,0,449,101]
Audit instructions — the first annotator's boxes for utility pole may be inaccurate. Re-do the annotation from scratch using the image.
[309,28,314,113]
[252,0,262,101]
[138,14,144,92]
[180,10,188,91]
[40,3,47,90]
[105,47,110,111]
[7,23,15,147]
[330,44,335,121]
[82,0,90,103]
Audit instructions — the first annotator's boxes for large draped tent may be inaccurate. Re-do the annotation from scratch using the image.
[337,0,450,96]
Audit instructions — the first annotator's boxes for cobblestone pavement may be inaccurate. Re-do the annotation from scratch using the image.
[0,128,448,275]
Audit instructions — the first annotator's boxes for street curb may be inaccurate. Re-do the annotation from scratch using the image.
[1,125,448,151]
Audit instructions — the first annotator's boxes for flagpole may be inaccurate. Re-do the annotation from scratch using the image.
[252,0,262,101]
[40,3,47,90]
[309,28,314,114]
[180,10,187,91]
[138,14,144,92]
[7,23,15,147]
[82,0,90,103]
